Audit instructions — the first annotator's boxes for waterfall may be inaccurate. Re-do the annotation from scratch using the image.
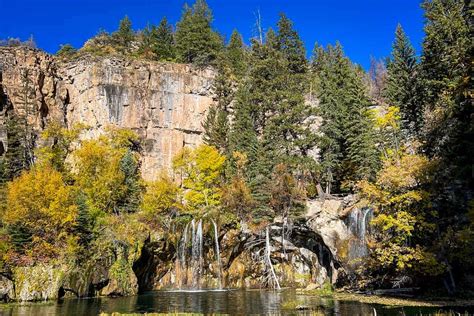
[348,207,373,260]
[211,219,223,289]
[191,219,203,288]
[177,222,190,288]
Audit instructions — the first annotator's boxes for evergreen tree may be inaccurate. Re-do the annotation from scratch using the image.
[421,0,472,195]
[113,16,134,52]
[344,67,380,183]
[420,0,472,293]
[7,223,32,254]
[140,17,175,61]
[225,29,247,77]
[56,44,77,59]
[276,13,307,76]
[203,60,233,154]
[75,193,95,248]
[228,26,317,216]
[3,112,29,180]
[118,150,142,213]
[384,24,422,135]
[229,86,259,170]
[312,43,379,192]
[175,0,223,65]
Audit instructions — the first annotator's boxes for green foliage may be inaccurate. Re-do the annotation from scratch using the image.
[203,60,233,154]
[2,111,32,182]
[56,44,77,59]
[419,0,473,293]
[312,43,379,193]
[276,13,307,75]
[118,150,142,213]
[74,193,95,249]
[175,0,223,65]
[113,16,134,52]
[384,24,422,135]
[225,29,247,77]
[139,17,175,61]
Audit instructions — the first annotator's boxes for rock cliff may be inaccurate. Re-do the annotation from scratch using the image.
[0,47,214,180]
[0,47,369,302]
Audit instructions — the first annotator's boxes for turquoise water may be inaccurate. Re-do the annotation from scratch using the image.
[0,289,472,316]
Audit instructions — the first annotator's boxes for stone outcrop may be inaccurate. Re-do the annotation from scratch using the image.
[0,47,214,180]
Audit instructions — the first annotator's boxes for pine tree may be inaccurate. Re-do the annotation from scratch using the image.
[344,67,380,184]
[118,150,142,213]
[421,0,471,191]
[3,112,29,180]
[276,13,307,76]
[75,193,95,248]
[7,223,32,254]
[203,60,233,153]
[384,24,422,135]
[228,26,317,216]
[420,0,472,293]
[113,16,134,52]
[175,0,223,65]
[312,43,379,192]
[141,17,175,61]
[225,29,247,77]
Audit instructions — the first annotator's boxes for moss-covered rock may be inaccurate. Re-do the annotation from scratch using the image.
[100,247,138,296]
[13,264,68,301]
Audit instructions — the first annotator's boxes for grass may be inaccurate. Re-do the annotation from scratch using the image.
[329,292,474,307]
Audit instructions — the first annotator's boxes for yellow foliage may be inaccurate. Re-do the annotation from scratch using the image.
[4,165,78,261]
[71,127,140,216]
[173,145,225,215]
[141,173,181,224]
[375,106,401,130]
[5,165,77,229]
[357,148,442,276]
[36,122,85,174]
[377,153,432,190]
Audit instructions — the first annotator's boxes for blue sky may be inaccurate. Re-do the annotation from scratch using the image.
[0,0,425,69]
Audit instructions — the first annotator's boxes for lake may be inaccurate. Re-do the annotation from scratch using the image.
[0,289,472,316]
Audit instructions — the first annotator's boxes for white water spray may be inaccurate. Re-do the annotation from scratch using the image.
[211,219,223,289]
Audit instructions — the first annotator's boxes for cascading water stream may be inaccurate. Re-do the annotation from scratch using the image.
[348,207,373,260]
[177,222,190,288]
[191,219,203,288]
[211,219,223,289]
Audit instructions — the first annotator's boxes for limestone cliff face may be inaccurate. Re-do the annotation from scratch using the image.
[0,47,214,180]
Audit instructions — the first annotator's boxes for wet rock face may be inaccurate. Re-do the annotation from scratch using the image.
[0,47,214,180]
[133,220,342,291]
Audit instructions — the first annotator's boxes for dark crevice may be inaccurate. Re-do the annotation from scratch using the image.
[132,237,176,293]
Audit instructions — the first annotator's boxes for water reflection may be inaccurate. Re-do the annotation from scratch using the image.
[0,289,472,316]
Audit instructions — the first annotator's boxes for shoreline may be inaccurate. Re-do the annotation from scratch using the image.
[297,290,474,307]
